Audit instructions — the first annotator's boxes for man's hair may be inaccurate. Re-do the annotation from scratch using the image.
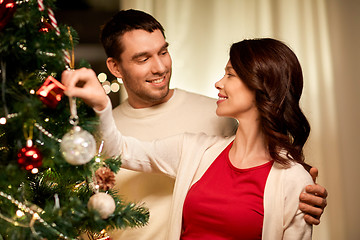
[100,9,165,61]
[229,38,310,166]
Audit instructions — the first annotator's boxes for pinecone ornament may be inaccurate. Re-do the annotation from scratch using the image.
[94,167,115,191]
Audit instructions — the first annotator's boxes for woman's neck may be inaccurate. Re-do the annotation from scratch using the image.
[229,118,270,169]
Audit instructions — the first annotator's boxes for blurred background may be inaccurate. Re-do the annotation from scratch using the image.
[56,0,360,239]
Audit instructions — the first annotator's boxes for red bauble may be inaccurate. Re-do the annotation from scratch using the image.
[39,17,54,33]
[36,76,66,108]
[39,21,54,33]
[17,140,43,171]
[0,0,16,31]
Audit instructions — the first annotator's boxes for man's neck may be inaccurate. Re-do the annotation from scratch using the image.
[128,89,175,109]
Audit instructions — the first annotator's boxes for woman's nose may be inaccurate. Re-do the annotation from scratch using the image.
[215,78,224,90]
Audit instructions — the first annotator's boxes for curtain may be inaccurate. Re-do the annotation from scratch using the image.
[120,0,360,239]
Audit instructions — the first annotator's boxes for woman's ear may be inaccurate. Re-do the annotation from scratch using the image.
[106,57,122,78]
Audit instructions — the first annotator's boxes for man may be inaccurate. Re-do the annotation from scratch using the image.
[64,9,327,240]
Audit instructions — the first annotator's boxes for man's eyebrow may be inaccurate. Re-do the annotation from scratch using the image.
[132,51,148,61]
[131,42,169,61]
[160,42,169,51]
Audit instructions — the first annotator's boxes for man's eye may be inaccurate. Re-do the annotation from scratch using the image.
[139,58,149,62]
[161,50,168,55]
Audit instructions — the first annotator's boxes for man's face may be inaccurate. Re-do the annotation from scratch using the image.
[116,29,172,108]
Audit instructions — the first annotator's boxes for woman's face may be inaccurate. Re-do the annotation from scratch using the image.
[215,61,258,120]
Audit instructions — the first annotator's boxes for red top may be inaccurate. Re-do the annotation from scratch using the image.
[181,142,273,240]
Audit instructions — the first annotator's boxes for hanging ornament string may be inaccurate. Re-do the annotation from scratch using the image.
[66,27,78,126]
[23,121,34,146]
[69,97,78,126]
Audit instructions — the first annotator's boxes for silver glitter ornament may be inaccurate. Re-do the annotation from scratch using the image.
[60,126,96,165]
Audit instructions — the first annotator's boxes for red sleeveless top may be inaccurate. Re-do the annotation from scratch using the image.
[181,142,273,240]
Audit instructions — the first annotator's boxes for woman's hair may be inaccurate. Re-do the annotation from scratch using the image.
[229,38,310,165]
[100,9,165,60]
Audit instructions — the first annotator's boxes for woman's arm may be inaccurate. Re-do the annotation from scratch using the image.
[282,164,314,239]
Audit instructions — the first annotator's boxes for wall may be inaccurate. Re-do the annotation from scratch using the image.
[327,1,360,239]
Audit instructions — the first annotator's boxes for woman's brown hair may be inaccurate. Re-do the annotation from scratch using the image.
[229,38,310,165]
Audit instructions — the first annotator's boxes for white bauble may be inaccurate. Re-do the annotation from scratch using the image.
[87,192,116,219]
[60,126,96,165]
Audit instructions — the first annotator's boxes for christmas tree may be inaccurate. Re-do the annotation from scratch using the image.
[0,0,149,239]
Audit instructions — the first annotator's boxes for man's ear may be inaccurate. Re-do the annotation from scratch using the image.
[106,57,122,78]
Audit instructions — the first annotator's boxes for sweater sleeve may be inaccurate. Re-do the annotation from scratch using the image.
[94,98,182,178]
[282,163,314,239]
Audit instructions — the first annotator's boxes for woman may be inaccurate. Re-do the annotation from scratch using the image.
[64,38,313,239]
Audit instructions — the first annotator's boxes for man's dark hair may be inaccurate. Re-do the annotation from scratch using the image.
[100,9,165,60]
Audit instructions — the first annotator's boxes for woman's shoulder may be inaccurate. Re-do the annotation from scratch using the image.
[273,161,314,188]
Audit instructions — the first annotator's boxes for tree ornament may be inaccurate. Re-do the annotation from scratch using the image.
[85,229,111,240]
[36,76,66,108]
[87,192,116,219]
[17,140,43,171]
[0,0,16,31]
[60,96,96,165]
[60,125,96,165]
[94,167,116,191]
[38,17,54,33]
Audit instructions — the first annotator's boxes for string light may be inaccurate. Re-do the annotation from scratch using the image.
[110,82,120,93]
[37,50,56,57]
[0,113,20,125]
[98,73,107,83]
[0,191,74,239]
[0,117,6,124]
[15,0,30,5]
[101,79,120,94]
[16,210,25,218]
[103,84,111,94]
[34,122,62,143]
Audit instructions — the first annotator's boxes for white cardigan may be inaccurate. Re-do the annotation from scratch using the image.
[96,101,313,240]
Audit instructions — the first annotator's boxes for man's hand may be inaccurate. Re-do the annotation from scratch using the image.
[299,167,328,225]
[61,68,109,111]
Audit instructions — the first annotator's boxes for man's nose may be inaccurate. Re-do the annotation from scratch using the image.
[151,56,166,74]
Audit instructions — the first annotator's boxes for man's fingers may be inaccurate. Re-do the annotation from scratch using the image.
[309,167,318,183]
[60,68,108,110]
[303,214,321,225]
[299,201,324,216]
[300,191,327,208]
[305,184,328,199]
